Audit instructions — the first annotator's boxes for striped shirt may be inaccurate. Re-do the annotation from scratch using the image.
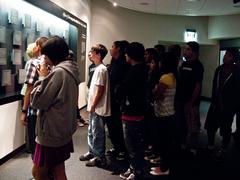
[154,73,176,117]
[24,57,42,116]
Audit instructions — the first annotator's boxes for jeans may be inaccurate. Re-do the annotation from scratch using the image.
[88,112,106,157]
[122,120,145,175]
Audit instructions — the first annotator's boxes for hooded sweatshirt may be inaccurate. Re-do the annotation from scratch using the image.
[31,60,80,147]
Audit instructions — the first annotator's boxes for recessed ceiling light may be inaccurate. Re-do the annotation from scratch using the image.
[140,2,149,5]
[113,2,117,7]
[187,0,200,2]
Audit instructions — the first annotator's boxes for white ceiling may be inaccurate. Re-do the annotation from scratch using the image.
[107,0,240,16]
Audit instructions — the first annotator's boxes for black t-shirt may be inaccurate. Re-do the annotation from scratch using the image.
[87,63,96,88]
[176,59,204,104]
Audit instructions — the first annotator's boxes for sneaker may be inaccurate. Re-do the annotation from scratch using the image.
[120,168,133,179]
[85,157,107,167]
[189,148,197,156]
[144,154,157,161]
[116,152,127,161]
[206,145,214,151]
[150,167,169,176]
[150,166,159,171]
[149,156,161,164]
[215,149,226,162]
[120,173,136,180]
[206,145,215,158]
[79,152,94,161]
[80,118,89,125]
[233,132,240,147]
[144,145,153,154]
[83,120,89,125]
[77,122,84,127]
[106,148,117,156]
[126,173,135,180]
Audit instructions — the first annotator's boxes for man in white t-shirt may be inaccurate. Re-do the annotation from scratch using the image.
[79,44,111,167]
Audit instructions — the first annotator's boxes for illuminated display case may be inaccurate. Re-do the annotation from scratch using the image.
[0,0,87,104]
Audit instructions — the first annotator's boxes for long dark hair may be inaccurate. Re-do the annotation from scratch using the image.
[161,52,178,79]
[41,36,69,65]
[113,40,129,58]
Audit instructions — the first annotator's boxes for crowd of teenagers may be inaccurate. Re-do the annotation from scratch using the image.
[20,36,240,180]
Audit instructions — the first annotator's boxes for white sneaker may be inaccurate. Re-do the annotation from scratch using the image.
[77,122,84,127]
[144,154,157,161]
[126,173,135,180]
[120,168,133,179]
[150,166,159,171]
[150,167,169,176]
[149,156,161,164]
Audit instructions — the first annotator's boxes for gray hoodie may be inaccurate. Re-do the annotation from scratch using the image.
[31,60,80,147]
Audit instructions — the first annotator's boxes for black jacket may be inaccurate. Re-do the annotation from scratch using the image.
[204,64,240,130]
[118,63,147,116]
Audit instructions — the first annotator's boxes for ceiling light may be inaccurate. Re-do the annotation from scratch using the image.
[140,2,149,5]
[187,0,200,2]
[113,2,117,7]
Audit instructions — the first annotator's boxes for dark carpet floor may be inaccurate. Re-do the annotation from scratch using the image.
[1,101,240,180]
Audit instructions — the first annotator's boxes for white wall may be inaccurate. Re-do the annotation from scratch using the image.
[199,45,219,98]
[0,101,24,159]
[91,0,219,98]
[209,14,240,39]
[51,0,92,108]
[91,0,217,63]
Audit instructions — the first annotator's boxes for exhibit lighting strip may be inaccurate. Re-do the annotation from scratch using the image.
[1,0,69,31]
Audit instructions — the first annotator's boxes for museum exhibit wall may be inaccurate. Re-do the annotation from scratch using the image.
[0,0,91,160]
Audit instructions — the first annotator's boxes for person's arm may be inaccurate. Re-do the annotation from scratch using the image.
[210,68,219,102]
[191,63,204,105]
[89,85,104,112]
[20,84,33,126]
[190,81,202,105]
[20,60,37,126]
[31,69,61,110]
[153,82,167,100]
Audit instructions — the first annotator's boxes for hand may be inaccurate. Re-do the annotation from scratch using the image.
[20,112,28,126]
[89,105,96,113]
[37,62,51,77]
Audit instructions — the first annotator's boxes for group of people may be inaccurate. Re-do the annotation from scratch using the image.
[80,40,240,180]
[79,41,203,179]
[20,36,240,180]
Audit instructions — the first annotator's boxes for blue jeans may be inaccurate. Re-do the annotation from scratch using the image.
[88,112,106,157]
